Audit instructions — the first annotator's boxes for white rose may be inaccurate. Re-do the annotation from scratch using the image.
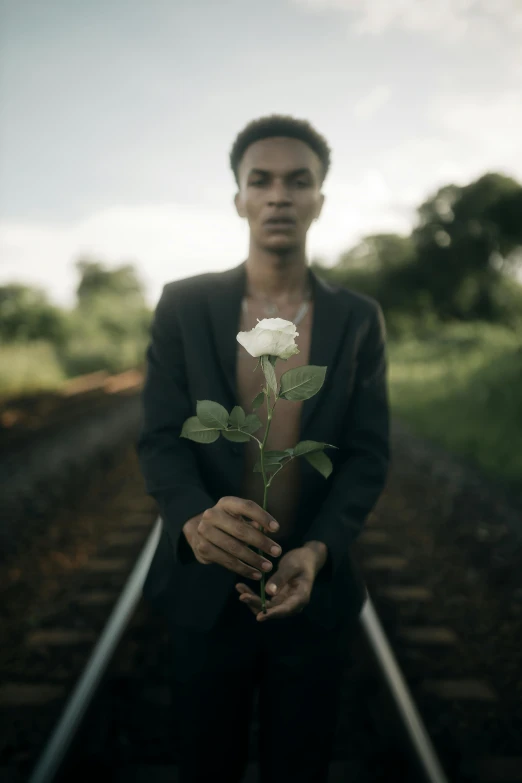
[236,317,300,360]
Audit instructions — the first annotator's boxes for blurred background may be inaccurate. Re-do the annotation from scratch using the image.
[1,2,522,781]
[1,0,521,488]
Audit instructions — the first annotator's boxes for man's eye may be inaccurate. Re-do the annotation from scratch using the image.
[249,179,308,187]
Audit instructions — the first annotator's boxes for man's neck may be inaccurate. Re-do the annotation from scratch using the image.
[244,248,310,302]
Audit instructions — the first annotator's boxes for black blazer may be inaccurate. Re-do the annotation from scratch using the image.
[136,260,391,632]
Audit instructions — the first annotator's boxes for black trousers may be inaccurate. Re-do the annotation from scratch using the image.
[168,582,358,783]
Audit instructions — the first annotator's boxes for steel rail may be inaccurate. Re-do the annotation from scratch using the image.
[28,517,162,783]
[29,517,449,783]
[360,595,450,783]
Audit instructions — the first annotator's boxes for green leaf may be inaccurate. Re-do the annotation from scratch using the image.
[253,458,284,473]
[242,413,262,434]
[251,391,265,411]
[253,449,288,473]
[304,450,333,479]
[294,440,338,457]
[180,416,221,444]
[254,463,280,474]
[264,450,289,460]
[222,429,251,443]
[196,400,229,429]
[261,355,278,396]
[229,405,246,429]
[279,366,326,402]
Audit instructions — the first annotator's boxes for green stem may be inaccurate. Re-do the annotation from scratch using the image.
[257,384,273,614]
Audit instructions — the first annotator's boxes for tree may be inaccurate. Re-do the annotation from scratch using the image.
[75,258,146,310]
[337,233,415,271]
[60,258,152,375]
[412,173,522,319]
[0,284,67,344]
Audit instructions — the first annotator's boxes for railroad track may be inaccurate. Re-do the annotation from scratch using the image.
[0,438,448,783]
[0,373,145,563]
[19,519,446,783]
[0,370,143,456]
[2,417,520,782]
[354,420,522,783]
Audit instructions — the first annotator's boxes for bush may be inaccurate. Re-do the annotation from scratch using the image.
[0,342,65,396]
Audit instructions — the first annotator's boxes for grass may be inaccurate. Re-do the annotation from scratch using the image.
[387,320,522,496]
[2,321,521,497]
[0,342,65,398]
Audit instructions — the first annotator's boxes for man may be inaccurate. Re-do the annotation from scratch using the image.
[137,114,390,783]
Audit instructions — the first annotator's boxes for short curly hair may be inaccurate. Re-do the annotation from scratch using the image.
[229,114,332,188]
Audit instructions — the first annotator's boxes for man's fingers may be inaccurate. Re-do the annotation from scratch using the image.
[216,496,280,534]
[204,526,276,578]
[201,507,281,560]
[256,596,305,621]
[196,537,265,581]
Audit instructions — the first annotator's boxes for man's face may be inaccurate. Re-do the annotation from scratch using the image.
[234,137,325,252]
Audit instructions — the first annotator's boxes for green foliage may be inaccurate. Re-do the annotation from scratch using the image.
[253,450,290,473]
[261,355,278,396]
[279,365,326,401]
[180,416,221,443]
[0,259,153,384]
[317,170,522,335]
[337,233,415,272]
[222,429,251,442]
[75,258,146,309]
[412,173,522,320]
[229,405,246,428]
[387,321,522,492]
[0,341,65,395]
[0,284,68,345]
[196,400,229,429]
[242,413,263,434]
[293,440,337,456]
[251,391,264,410]
[303,450,333,479]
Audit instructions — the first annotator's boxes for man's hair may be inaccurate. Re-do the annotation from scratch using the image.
[229,114,331,188]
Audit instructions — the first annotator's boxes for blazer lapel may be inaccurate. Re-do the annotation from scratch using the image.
[206,260,352,435]
[206,261,246,408]
[300,268,352,436]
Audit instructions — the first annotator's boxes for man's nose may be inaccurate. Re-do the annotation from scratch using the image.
[267,183,292,204]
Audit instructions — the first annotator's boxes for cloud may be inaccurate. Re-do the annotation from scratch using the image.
[0,183,414,308]
[2,83,521,308]
[432,89,522,163]
[0,203,249,308]
[290,0,522,40]
[353,85,392,120]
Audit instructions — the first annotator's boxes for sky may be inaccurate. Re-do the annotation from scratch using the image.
[1,0,521,308]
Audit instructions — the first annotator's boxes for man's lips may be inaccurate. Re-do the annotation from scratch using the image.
[264,220,295,231]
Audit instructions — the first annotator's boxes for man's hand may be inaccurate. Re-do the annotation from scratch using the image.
[235,545,324,622]
[182,496,282,579]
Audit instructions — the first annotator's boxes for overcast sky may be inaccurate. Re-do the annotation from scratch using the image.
[1,0,521,308]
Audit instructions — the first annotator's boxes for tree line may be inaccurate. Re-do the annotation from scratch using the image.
[312,172,522,336]
[1,170,521,379]
[0,260,151,376]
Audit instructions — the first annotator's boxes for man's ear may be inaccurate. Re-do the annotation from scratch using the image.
[315,192,325,221]
[234,191,245,219]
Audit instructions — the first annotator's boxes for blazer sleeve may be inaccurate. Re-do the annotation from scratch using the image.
[301,302,391,582]
[136,283,216,564]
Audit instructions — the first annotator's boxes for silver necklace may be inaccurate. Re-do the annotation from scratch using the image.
[241,287,311,328]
